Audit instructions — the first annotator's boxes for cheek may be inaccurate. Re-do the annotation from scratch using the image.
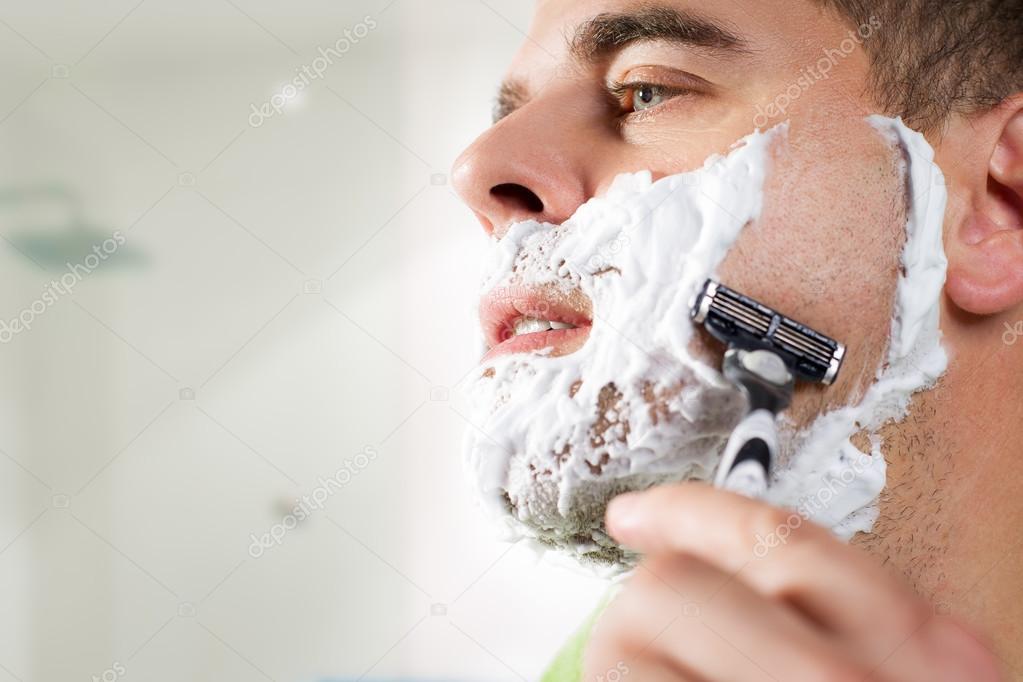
[716,120,908,414]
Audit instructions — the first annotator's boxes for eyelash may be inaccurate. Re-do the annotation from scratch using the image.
[606,80,693,116]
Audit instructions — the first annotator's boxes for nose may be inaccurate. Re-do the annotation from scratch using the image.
[451,102,590,238]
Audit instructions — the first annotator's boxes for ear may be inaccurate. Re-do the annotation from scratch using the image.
[946,97,1023,315]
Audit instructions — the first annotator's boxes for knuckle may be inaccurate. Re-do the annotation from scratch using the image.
[757,531,824,575]
[745,505,830,559]
[746,556,798,598]
[744,505,796,543]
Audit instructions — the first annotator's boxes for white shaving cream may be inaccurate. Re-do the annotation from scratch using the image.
[767,116,949,536]
[461,117,947,572]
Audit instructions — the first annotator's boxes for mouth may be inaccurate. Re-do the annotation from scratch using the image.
[480,284,593,362]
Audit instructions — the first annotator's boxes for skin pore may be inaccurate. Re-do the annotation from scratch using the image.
[452,0,1023,674]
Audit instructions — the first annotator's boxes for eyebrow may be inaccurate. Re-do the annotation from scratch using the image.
[570,6,751,61]
[493,79,530,124]
[493,6,751,122]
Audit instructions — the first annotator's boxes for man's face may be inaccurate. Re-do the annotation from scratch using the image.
[453,0,918,565]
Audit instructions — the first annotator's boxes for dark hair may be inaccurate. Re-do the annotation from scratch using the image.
[821,0,1023,129]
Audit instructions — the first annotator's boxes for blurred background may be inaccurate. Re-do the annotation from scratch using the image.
[0,1,608,680]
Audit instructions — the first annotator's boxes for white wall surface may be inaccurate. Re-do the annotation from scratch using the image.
[0,2,609,680]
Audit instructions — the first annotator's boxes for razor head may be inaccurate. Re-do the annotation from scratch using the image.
[691,279,846,385]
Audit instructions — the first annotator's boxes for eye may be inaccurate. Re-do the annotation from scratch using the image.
[608,81,691,116]
[633,84,668,111]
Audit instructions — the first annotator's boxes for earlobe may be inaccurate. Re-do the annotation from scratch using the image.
[946,103,1023,316]
[946,229,1023,315]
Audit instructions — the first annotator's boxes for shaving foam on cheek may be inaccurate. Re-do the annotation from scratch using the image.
[463,126,784,569]
[767,117,949,537]
[461,116,949,573]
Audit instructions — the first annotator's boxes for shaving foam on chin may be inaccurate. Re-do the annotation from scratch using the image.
[461,116,948,573]
[462,126,783,570]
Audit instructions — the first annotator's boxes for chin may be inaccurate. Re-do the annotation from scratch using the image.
[464,349,746,571]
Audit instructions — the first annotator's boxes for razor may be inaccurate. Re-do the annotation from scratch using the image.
[690,280,846,497]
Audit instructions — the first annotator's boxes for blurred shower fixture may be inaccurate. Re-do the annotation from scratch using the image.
[0,183,147,271]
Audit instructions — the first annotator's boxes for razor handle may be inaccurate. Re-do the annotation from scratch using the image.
[690,278,847,498]
[714,409,779,498]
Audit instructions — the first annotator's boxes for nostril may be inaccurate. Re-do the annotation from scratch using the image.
[491,183,544,214]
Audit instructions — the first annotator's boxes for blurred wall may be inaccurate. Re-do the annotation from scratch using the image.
[0,1,608,680]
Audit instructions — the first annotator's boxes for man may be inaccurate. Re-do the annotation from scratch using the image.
[452,1,1022,679]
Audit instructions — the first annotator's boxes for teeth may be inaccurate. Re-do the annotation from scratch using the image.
[514,318,549,335]
[513,318,577,336]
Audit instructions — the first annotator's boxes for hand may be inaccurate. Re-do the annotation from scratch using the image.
[583,483,1002,682]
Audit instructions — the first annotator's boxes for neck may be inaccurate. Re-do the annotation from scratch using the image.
[854,299,1023,671]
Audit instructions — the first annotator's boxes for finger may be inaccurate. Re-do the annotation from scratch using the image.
[606,483,931,660]
[584,586,699,682]
[590,553,872,682]
[582,653,696,682]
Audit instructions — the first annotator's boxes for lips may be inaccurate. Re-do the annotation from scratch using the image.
[480,284,593,362]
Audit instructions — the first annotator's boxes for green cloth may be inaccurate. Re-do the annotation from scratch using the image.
[540,591,615,682]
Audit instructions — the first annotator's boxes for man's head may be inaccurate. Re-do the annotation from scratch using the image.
[818,0,1023,130]
[452,0,1023,579]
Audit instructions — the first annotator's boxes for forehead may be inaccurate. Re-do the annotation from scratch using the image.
[513,0,840,76]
